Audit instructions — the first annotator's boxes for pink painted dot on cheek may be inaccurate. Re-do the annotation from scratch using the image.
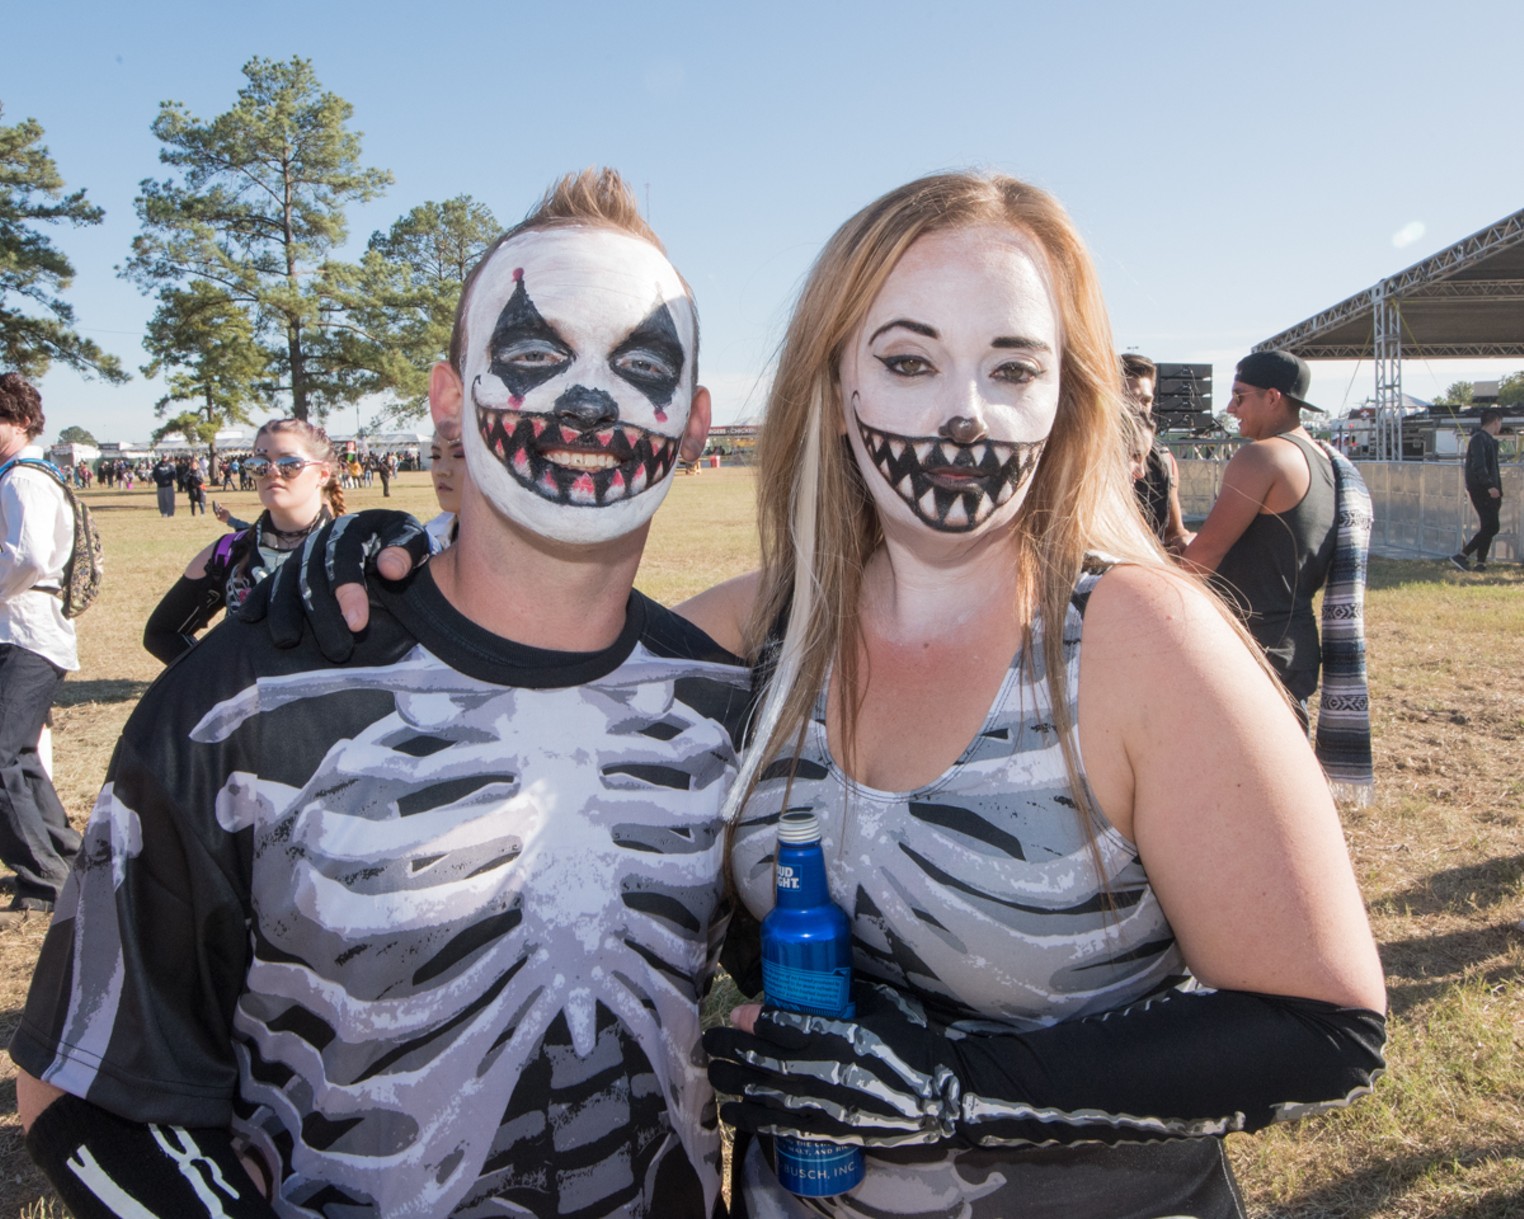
[512,268,523,283]
[654,409,668,423]
[509,395,523,408]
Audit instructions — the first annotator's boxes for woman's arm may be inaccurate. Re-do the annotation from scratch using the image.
[1078,564,1385,1011]
[142,541,226,664]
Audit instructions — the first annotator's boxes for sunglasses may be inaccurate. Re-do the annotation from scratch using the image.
[246,456,323,479]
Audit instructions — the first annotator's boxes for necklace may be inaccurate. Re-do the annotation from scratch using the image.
[259,507,327,548]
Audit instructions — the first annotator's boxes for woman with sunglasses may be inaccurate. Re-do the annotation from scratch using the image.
[143,419,346,663]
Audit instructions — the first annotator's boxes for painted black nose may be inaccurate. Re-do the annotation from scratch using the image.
[553,386,619,431]
[939,415,988,445]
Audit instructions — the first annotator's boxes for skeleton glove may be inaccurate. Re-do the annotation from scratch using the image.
[707,981,1388,1151]
[241,510,430,661]
[704,981,967,1148]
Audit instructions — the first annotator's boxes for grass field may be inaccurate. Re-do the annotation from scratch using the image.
[1,468,1520,1217]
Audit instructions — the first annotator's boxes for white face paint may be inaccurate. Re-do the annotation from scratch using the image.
[838,225,1062,536]
[460,227,697,544]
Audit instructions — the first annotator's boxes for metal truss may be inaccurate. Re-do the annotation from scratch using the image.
[1286,341,1524,358]
[1254,207,1524,358]
[1372,285,1403,460]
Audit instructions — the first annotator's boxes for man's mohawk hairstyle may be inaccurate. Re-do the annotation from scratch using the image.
[521,167,663,251]
[449,167,668,373]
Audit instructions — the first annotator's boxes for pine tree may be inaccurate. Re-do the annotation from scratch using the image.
[327,196,500,421]
[0,103,127,381]
[123,56,391,420]
[141,281,266,459]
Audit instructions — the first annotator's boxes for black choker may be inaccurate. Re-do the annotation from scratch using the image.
[259,509,326,546]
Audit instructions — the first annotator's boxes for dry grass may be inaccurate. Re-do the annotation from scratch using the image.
[1,478,1520,1217]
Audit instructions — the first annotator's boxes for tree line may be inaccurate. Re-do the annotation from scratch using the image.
[1,56,501,450]
[1431,377,1524,410]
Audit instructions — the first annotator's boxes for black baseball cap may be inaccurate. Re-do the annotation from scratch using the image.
[1234,350,1325,414]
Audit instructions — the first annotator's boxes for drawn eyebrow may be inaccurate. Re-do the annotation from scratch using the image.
[867,321,1053,355]
[868,319,938,344]
[991,336,1054,353]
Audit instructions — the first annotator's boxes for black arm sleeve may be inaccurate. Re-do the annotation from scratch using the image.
[706,982,1385,1150]
[143,572,225,663]
[948,988,1385,1146]
[27,1092,278,1218]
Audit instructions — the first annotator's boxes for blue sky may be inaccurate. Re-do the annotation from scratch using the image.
[8,0,1522,443]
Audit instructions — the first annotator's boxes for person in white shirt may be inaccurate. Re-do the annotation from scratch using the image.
[0,373,81,927]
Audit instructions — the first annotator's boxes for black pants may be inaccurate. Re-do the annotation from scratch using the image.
[1461,488,1502,563]
[0,644,80,906]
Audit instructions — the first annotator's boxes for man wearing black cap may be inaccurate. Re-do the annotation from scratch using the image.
[1183,351,1339,719]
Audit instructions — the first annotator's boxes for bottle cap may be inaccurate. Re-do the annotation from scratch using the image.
[777,811,821,844]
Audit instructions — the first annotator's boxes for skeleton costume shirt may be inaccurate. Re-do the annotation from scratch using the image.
[15,569,749,1219]
[725,569,1249,1219]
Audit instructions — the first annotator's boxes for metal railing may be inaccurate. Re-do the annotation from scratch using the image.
[1173,449,1520,562]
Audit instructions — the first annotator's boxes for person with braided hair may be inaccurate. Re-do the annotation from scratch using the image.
[141,418,346,663]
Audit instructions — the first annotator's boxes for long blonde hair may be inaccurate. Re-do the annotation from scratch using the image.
[730,170,1169,833]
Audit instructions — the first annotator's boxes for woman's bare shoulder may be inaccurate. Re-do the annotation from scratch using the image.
[673,569,764,656]
[1082,562,1238,660]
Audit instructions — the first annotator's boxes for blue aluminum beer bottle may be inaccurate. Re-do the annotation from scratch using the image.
[760,810,866,1197]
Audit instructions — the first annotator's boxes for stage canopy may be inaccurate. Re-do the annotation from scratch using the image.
[1256,207,1524,359]
[1254,208,1524,457]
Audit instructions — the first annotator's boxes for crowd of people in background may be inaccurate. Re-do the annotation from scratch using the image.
[38,448,422,507]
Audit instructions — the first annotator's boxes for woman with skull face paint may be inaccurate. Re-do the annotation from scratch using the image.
[685,173,1386,1219]
[142,419,346,663]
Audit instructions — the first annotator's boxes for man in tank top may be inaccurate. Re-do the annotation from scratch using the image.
[1183,350,1336,720]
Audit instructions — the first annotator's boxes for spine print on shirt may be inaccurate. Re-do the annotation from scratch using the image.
[49,643,744,1219]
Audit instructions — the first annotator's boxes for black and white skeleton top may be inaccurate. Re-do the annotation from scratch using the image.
[15,570,749,1219]
[727,568,1246,1219]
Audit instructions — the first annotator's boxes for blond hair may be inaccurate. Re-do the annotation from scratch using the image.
[731,170,1176,839]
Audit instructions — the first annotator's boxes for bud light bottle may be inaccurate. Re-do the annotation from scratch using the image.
[760,810,866,1197]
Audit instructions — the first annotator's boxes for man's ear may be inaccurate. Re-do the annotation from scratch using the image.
[430,363,464,432]
[679,386,712,464]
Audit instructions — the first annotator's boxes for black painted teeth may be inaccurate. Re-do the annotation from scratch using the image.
[476,406,678,508]
[856,418,1044,532]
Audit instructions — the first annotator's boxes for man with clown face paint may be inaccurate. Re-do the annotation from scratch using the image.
[454,224,704,545]
[15,171,747,1219]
